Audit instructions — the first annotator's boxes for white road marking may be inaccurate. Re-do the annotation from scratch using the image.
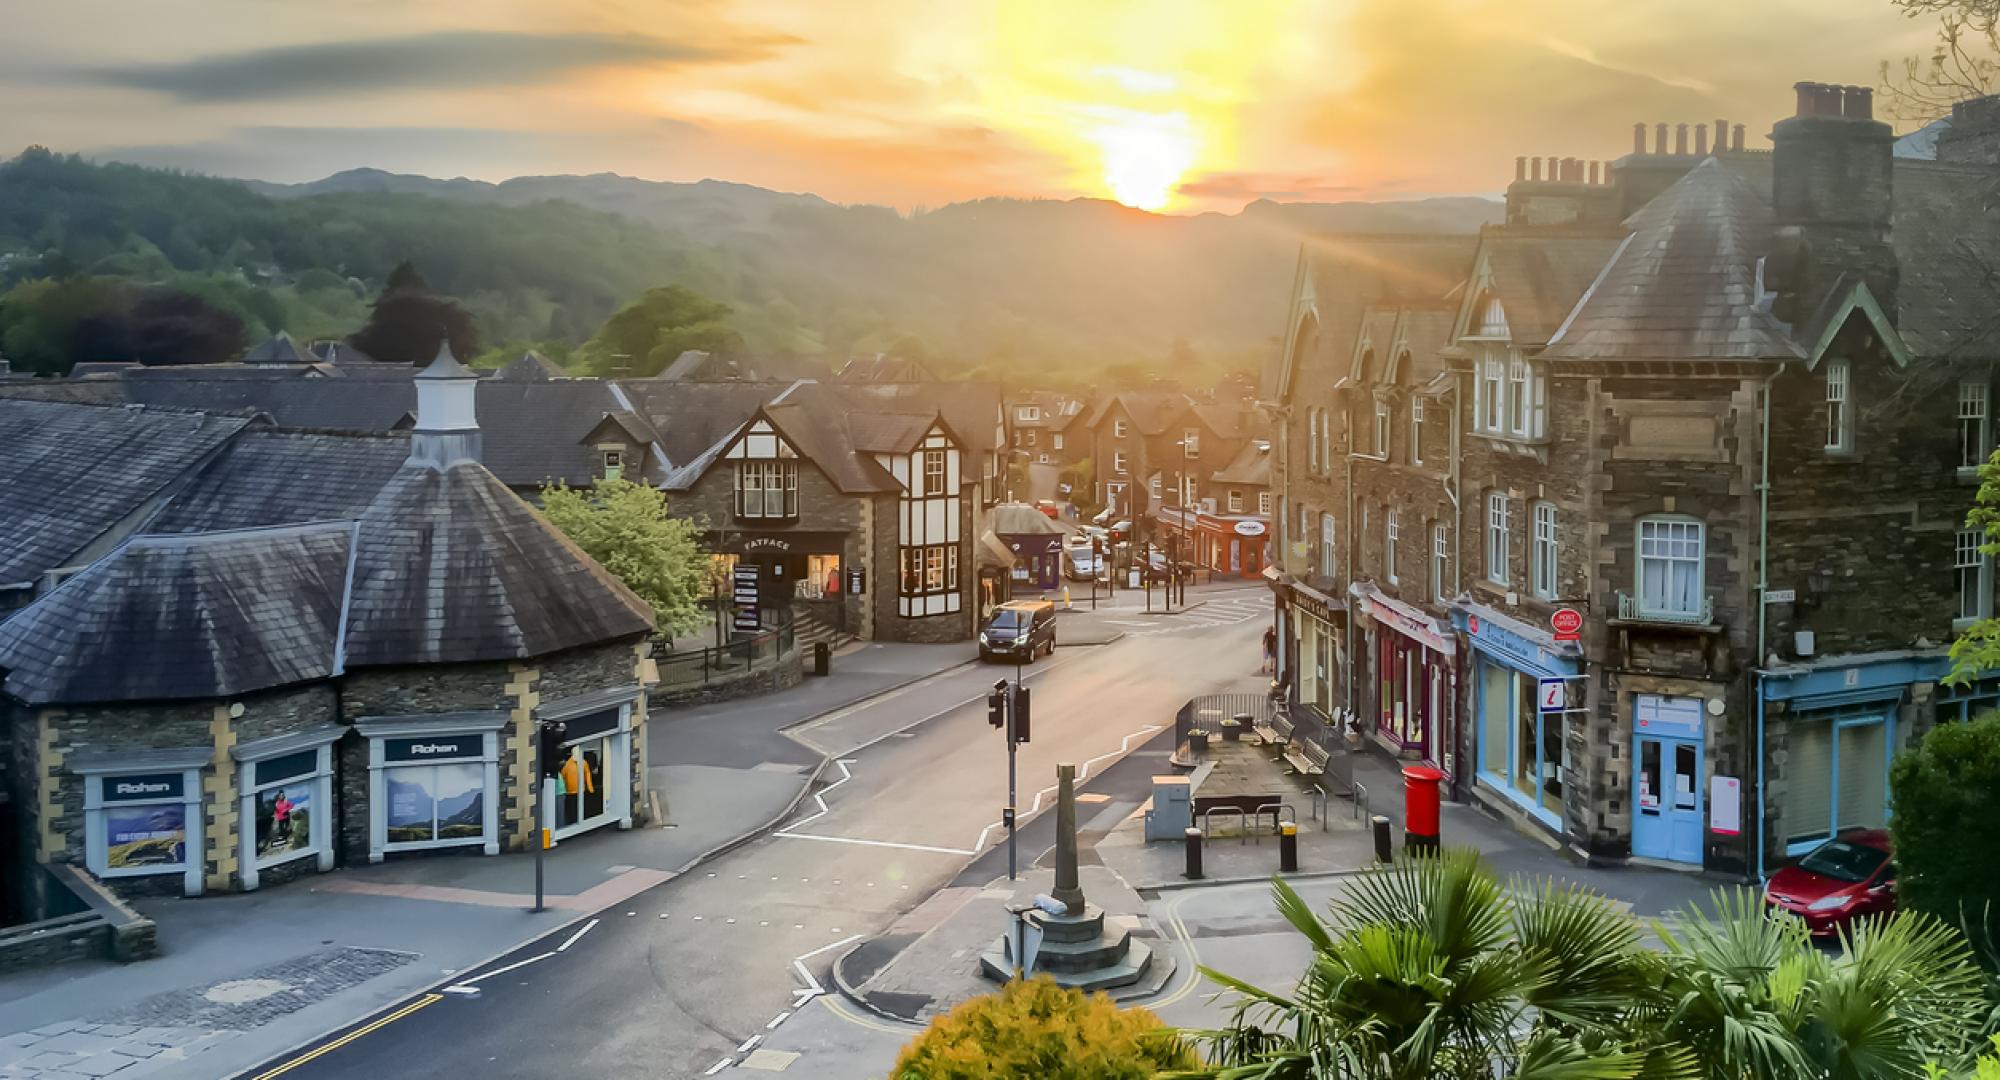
[766,1011,791,1029]
[789,932,865,999]
[703,1057,733,1076]
[557,918,599,953]
[778,758,856,833]
[737,1034,763,1053]
[444,950,555,992]
[774,833,976,856]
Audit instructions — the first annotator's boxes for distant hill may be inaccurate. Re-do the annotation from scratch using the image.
[4,151,1501,383]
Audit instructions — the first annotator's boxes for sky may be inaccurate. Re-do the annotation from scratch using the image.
[0,0,1940,214]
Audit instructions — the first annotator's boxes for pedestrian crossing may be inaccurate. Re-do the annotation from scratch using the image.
[1104,593,1272,635]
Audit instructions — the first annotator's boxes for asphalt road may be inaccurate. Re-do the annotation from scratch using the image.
[239,592,1270,1080]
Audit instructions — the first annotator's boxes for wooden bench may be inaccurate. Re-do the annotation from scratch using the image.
[1254,708,1293,746]
[1283,736,1330,777]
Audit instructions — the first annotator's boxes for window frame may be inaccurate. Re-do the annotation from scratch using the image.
[1479,350,1505,433]
[735,460,800,520]
[1635,516,1706,619]
[1227,490,1244,514]
[1373,399,1391,459]
[1432,523,1449,604]
[1956,527,1992,626]
[1825,358,1853,453]
[1385,510,1400,584]
[1531,501,1559,600]
[1258,490,1272,516]
[1960,380,1989,472]
[1319,512,1336,580]
[1113,451,1129,475]
[1052,432,1064,451]
[1485,491,1511,586]
[1410,396,1424,465]
[1113,418,1130,439]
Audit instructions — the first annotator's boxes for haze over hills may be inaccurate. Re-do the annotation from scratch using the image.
[2,151,1502,383]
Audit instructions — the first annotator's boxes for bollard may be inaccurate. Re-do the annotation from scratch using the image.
[1279,820,1298,872]
[1184,827,1204,880]
[813,641,830,677]
[1371,814,1393,863]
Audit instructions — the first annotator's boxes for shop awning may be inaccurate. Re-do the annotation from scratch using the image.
[1351,582,1455,655]
[977,530,1016,571]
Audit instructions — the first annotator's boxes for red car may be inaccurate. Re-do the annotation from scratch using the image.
[1763,829,1897,937]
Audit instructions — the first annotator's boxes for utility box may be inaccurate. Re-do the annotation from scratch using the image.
[1144,775,1193,841]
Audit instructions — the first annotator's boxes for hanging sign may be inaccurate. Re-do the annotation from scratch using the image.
[1537,677,1567,714]
[732,564,762,631]
[1550,608,1584,642]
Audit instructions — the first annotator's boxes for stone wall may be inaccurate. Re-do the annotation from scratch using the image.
[652,642,803,709]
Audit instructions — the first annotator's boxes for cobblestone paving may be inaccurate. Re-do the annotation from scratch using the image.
[0,948,417,1079]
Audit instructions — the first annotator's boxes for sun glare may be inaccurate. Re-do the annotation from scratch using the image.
[1088,109,1197,211]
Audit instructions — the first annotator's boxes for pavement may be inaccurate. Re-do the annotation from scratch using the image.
[0,638,981,1080]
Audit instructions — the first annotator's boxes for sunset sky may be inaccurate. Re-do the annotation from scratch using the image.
[0,0,1938,213]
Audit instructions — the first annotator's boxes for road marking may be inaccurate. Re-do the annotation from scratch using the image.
[797,652,1084,758]
[737,1034,764,1053]
[557,918,599,953]
[704,1057,734,1076]
[766,1011,791,1029]
[779,758,857,832]
[788,932,865,999]
[247,993,443,1079]
[773,832,976,856]
[816,987,921,1034]
[443,951,556,992]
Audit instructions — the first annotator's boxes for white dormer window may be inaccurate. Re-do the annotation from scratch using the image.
[1474,345,1545,441]
[1017,405,1041,422]
[1114,418,1130,438]
[1825,358,1852,452]
[1228,490,1243,513]
[1478,296,1509,338]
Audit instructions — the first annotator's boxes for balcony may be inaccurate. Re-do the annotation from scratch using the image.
[1615,590,1713,625]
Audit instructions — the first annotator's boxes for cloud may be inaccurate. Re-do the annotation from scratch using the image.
[87,30,793,102]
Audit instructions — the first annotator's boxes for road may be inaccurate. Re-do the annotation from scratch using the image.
[242,590,1271,1080]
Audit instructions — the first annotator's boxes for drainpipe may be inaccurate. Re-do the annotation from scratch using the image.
[1753,363,1785,885]
[1344,424,1357,718]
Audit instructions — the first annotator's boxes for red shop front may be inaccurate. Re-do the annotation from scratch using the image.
[1355,585,1457,776]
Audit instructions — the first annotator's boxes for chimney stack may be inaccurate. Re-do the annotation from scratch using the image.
[1715,119,1728,154]
[410,340,483,469]
[1655,122,1668,154]
[1515,156,1527,182]
[1530,156,1542,181]
[1695,125,1708,156]
[1633,123,1646,154]
[1769,81,1897,324]
[1733,123,1745,151]
[1675,123,1689,155]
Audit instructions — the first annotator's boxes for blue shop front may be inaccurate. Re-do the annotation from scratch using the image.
[1454,603,1584,838]
[1001,532,1064,591]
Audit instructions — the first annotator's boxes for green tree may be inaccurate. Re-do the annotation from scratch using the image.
[1890,712,2000,964]
[349,263,480,365]
[538,477,709,635]
[893,975,1195,1080]
[0,275,133,373]
[583,284,742,376]
[1179,850,1992,1079]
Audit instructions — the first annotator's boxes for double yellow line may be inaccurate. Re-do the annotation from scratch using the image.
[246,993,443,1080]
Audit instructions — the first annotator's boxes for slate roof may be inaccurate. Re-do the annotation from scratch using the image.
[147,429,411,534]
[0,379,126,405]
[988,503,1065,536]
[1393,308,1461,385]
[836,355,937,383]
[244,331,315,365]
[0,400,252,588]
[1210,439,1274,487]
[1082,390,1192,435]
[310,340,386,366]
[494,351,569,381]
[837,381,1003,452]
[1280,235,1480,401]
[616,380,794,469]
[1476,231,1628,347]
[1191,402,1252,440]
[1890,159,2000,358]
[0,522,356,705]
[341,461,655,667]
[1544,160,1800,361]
[1007,392,1084,431]
[68,362,140,378]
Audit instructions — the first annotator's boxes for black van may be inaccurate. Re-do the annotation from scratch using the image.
[979,600,1056,663]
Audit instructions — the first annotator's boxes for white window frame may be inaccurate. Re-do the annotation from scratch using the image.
[1183,428,1200,459]
[234,736,339,891]
[1258,491,1272,516]
[1636,516,1706,619]
[1373,399,1390,458]
[1507,356,1531,436]
[1227,490,1243,513]
[1319,512,1336,580]
[601,448,623,480]
[1411,397,1424,465]
[79,754,210,897]
[1486,492,1510,586]
[1531,502,1558,600]
[1825,358,1852,452]
[1960,381,1989,472]
[1956,528,1991,626]
[1432,523,1449,604]
[1017,405,1041,422]
[1386,510,1400,584]
[1113,451,1129,475]
[736,460,799,519]
[1480,351,1505,433]
[1114,418,1130,438]
[1149,474,1162,498]
[1052,432,1064,451]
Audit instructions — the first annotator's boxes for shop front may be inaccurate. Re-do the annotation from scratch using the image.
[356,713,507,862]
[1001,532,1063,591]
[536,687,639,844]
[710,530,850,611]
[1353,584,1455,772]
[1454,603,1581,832]
[1293,585,1345,720]
[1159,508,1269,579]
[71,748,211,898]
[232,724,341,891]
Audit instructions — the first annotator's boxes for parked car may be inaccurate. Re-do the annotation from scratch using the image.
[1062,536,1098,580]
[1763,828,1897,937]
[978,600,1057,663]
[1035,500,1061,519]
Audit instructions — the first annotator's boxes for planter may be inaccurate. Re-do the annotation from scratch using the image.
[1188,731,1210,756]
[1220,718,1242,742]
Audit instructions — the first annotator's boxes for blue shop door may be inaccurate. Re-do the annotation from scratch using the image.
[1633,735,1703,864]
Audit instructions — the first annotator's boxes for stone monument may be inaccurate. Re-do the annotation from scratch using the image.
[979,763,1154,990]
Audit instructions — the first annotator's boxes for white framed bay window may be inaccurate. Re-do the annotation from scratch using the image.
[1637,517,1705,620]
[1472,346,1546,440]
[233,725,341,890]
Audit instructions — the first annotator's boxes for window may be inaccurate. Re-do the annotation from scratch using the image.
[1373,400,1390,458]
[1432,523,1449,603]
[1637,517,1705,617]
[1410,397,1424,464]
[1114,418,1129,438]
[1386,511,1400,584]
[1477,296,1509,337]
[1782,705,1895,850]
[1307,407,1323,474]
[922,449,947,495]
[1320,513,1337,579]
[1149,474,1162,498]
[1113,451,1128,475]
[1183,428,1200,458]
[1960,381,1989,470]
[601,449,623,480]
[1016,405,1041,422]
[900,544,959,596]
[1258,491,1272,516]
[735,461,799,519]
[1474,346,1545,440]
[1825,358,1852,452]
[1025,430,1037,447]
[1508,357,1529,435]
[1531,502,1558,600]
[1957,528,1990,623]
[1480,351,1505,432]
[1476,661,1564,823]
[1052,432,1064,451]
[1228,490,1243,513]
[1485,492,1511,585]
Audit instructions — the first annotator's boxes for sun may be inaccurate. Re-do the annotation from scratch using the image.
[1087,109,1197,212]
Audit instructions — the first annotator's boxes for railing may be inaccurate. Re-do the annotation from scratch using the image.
[1173,693,1279,754]
[1614,591,1714,626]
[655,612,798,691]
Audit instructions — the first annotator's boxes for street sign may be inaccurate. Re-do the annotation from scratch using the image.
[1537,677,1567,713]
[1550,607,1583,642]
[846,565,866,594]
[732,564,761,631]
[1763,588,1796,604]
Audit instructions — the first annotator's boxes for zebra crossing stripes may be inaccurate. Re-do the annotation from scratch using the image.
[1111,594,1272,635]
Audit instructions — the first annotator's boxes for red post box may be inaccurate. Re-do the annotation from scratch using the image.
[1403,765,1445,853]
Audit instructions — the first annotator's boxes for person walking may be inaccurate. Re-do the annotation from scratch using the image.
[1261,624,1277,675]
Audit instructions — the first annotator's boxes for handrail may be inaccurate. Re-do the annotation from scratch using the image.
[1201,806,1248,844]
[656,609,800,688]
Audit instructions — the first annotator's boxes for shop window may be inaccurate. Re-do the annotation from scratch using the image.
[1475,661,1564,823]
[1957,528,1992,625]
[1959,381,1989,471]
[234,736,338,890]
[79,755,208,896]
[1636,517,1704,618]
[1782,705,1894,851]
[1485,492,1510,585]
[362,723,501,859]
[1531,502,1558,600]
[735,460,799,519]
[541,708,628,840]
[1825,358,1852,452]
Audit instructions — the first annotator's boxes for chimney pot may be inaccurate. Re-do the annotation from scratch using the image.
[1843,85,1874,120]
[1715,118,1728,154]
[1795,81,1818,116]
[1733,123,1745,151]
[1633,122,1646,154]
[1515,155,1527,182]
[1675,123,1688,155]
[1588,160,1600,185]
[1530,156,1542,181]
[1654,123,1667,154]
[1695,125,1708,156]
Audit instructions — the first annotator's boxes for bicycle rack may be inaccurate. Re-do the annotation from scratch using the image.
[1350,779,1369,822]
[1308,786,1328,830]
[1249,802,1295,844]
[1201,806,1249,844]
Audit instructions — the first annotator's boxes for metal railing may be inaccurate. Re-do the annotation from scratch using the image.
[655,612,798,690]
[1615,590,1714,625]
[1173,693,1278,754]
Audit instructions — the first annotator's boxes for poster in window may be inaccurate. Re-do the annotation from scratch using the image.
[105,805,186,868]
[386,763,487,843]
[254,782,315,861]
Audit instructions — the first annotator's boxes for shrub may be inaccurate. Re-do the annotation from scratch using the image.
[890,976,1194,1080]
[1891,711,2000,960]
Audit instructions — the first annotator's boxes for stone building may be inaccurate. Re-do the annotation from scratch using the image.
[0,348,656,897]
[1081,389,1257,526]
[1266,82,2000,877]
[1005,391,1088,473]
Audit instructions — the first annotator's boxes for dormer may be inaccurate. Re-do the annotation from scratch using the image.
[580,411,658,482]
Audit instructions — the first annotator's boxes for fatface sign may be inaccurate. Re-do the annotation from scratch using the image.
[1233,520,1267,537]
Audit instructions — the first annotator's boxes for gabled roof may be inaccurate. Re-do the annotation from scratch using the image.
[0,522,357,705]
[582,410,659,448]
[0,400,253,587]
[1082,390,1191,435]
[311,341,391,367]
[1461,230,1629,348]
[845,411,938,455]
[243,331,315,365]
[617,380,793,472]
[494,350,569,382]
[1277,235,1480,401]
[1210,439,1274,487]
[988,503,1065,536]
[836,355,937,383]
[1543,160,1801,361]
[1191,401,1251,441]
[837,380,1003,452]
[1890,159,2000,359]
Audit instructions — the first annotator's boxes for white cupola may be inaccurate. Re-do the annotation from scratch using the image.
[409,340,482,468]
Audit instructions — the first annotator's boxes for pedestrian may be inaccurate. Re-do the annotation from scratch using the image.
[1261,625,1276,675]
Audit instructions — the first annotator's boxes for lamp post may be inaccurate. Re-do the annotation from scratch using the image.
[529,717,568,912]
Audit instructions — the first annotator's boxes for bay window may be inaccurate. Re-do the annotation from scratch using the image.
[1636,517,1704,618]
[1473,347,1546,440]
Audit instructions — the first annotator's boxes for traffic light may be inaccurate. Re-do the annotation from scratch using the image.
[988,680,1008,729]
[1012,685,1031,744]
